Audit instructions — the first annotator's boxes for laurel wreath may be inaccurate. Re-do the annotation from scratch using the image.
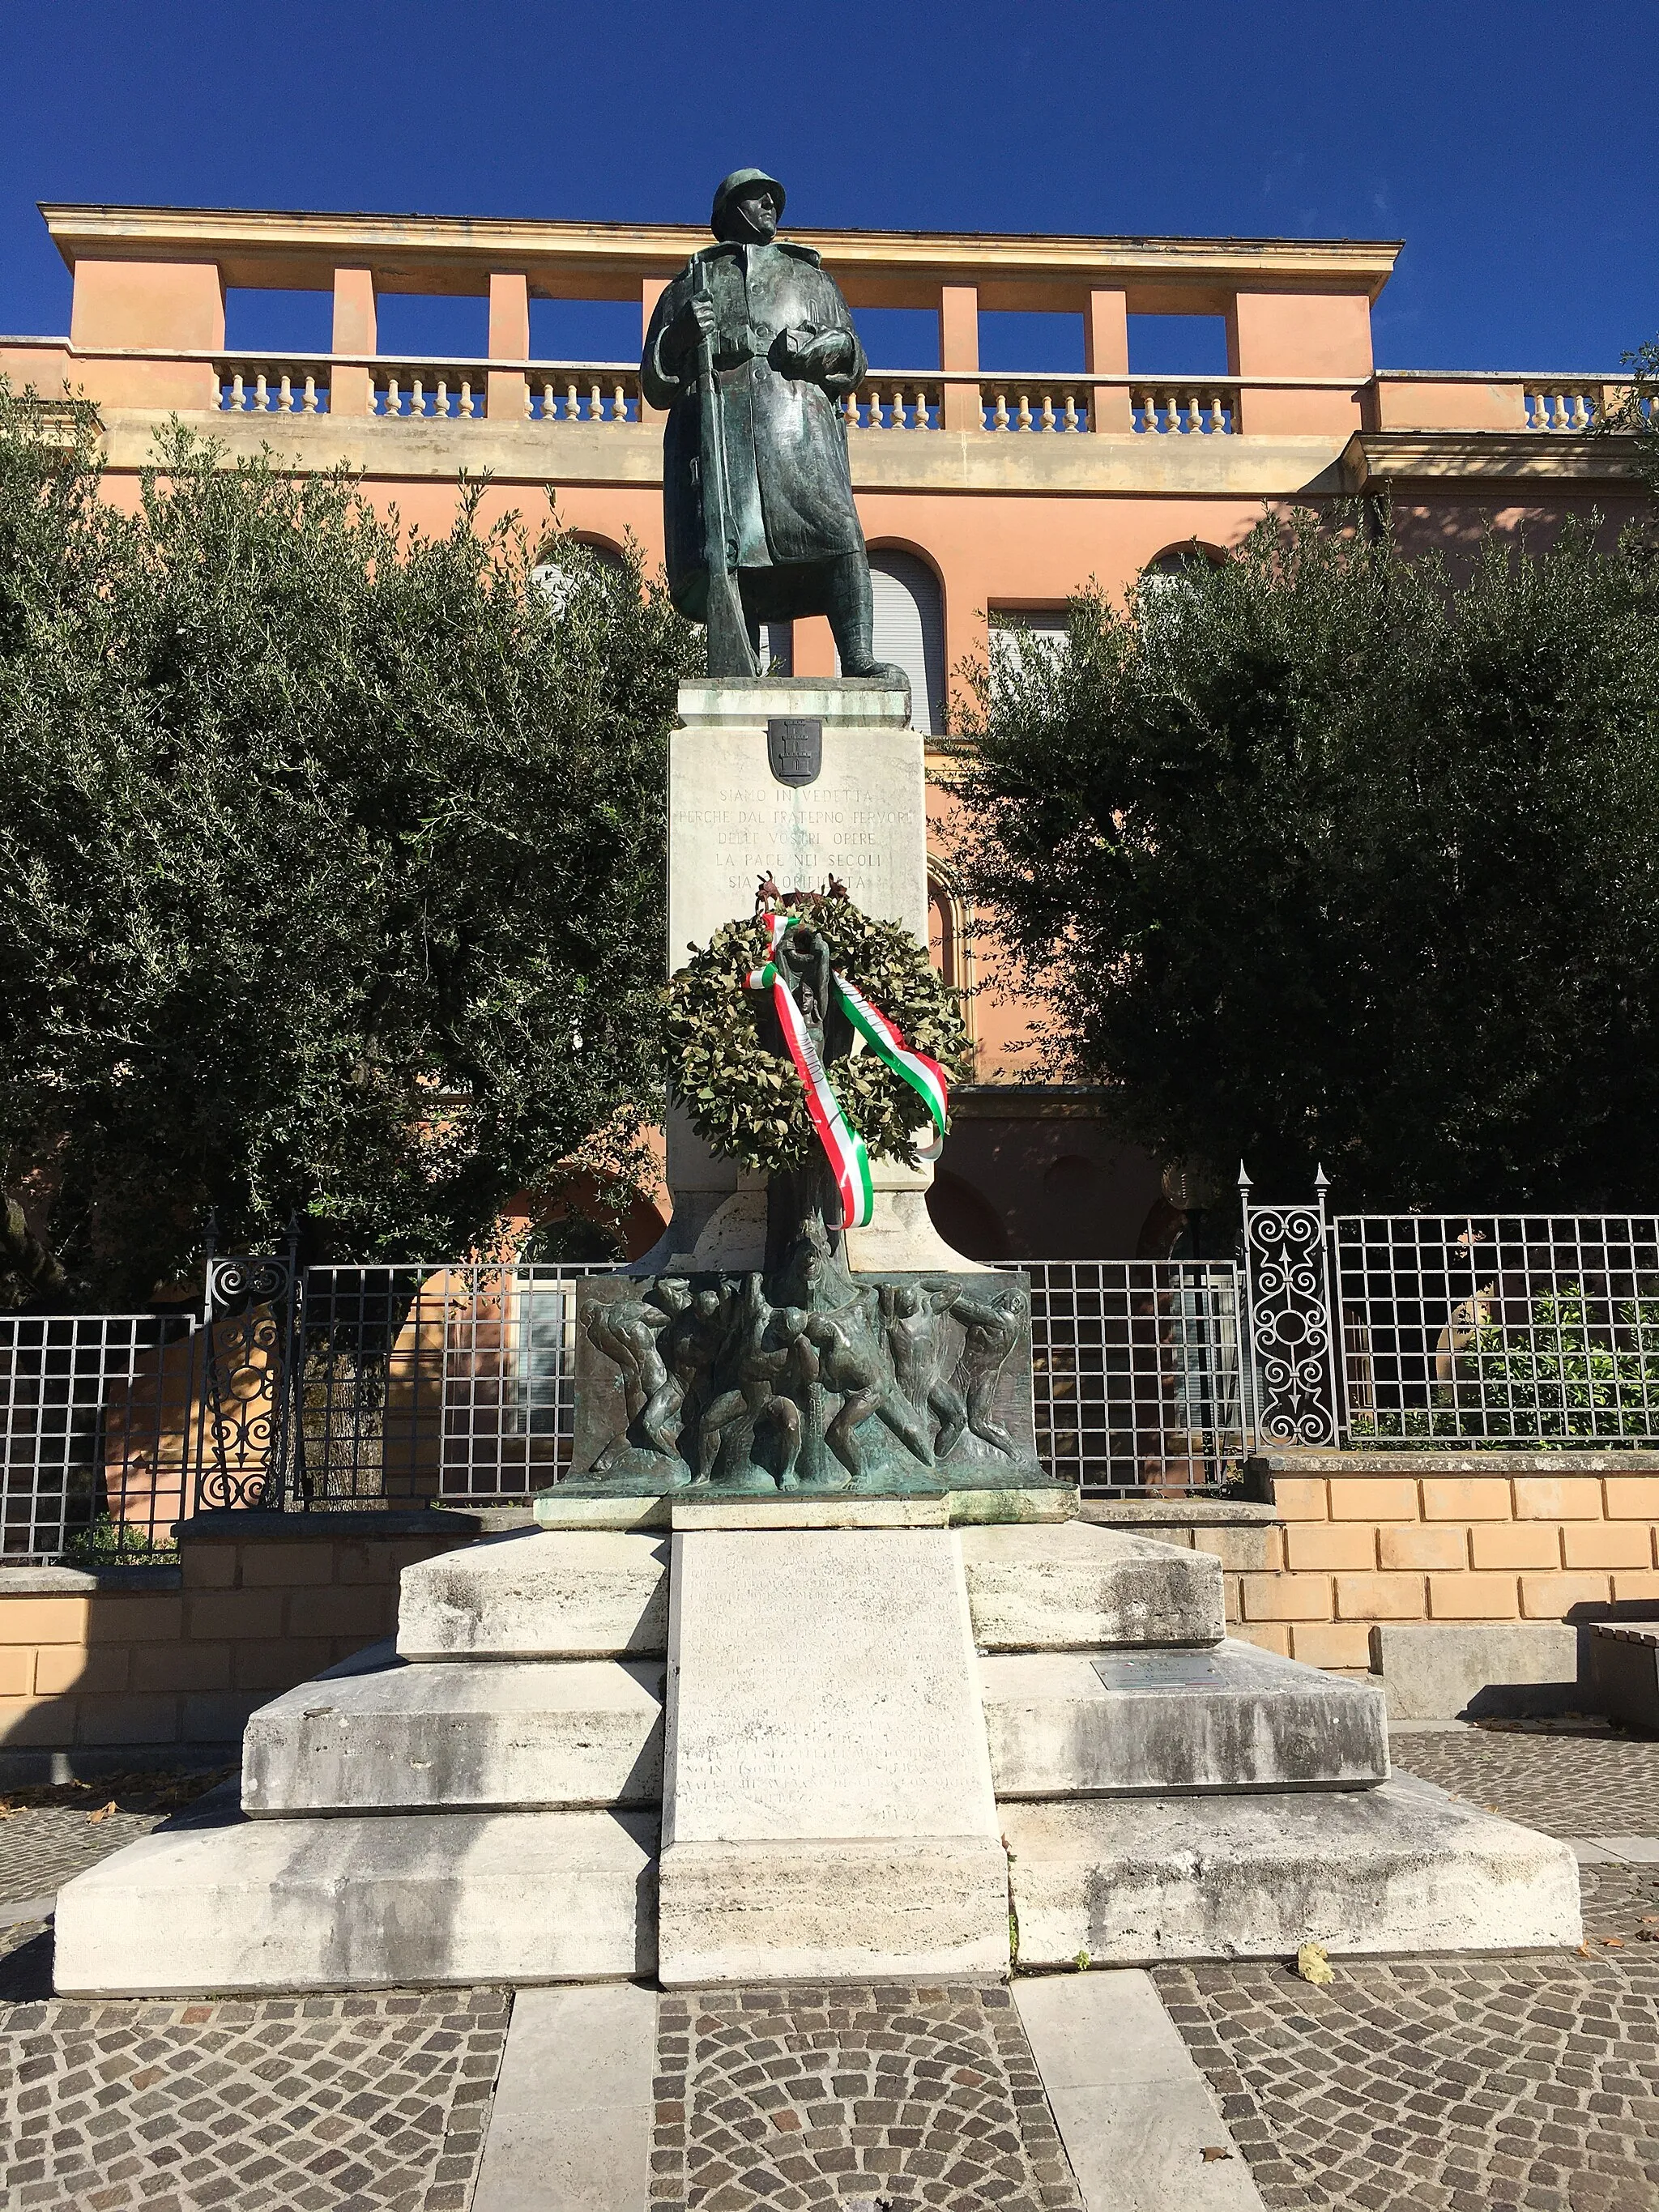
[666,900,972,1175]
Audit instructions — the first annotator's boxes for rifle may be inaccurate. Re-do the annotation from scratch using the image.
[693,258,759,678]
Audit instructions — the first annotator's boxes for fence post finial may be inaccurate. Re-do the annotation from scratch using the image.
[1313,1163,1330,1191]
[1237,1161,1252,1195]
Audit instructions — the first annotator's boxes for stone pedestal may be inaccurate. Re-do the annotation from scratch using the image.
[656,1525,1009,1984]
[646,676,979,1275]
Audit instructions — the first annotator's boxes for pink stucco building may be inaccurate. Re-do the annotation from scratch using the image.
[3,200,1644,1258]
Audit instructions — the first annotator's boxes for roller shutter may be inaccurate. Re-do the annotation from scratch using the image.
[838,551,945,735]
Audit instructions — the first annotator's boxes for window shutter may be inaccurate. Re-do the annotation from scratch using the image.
[838,552,945,735]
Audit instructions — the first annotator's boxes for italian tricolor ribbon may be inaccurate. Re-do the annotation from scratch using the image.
[745,911,953,1229]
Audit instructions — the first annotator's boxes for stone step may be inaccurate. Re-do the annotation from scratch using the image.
[959,1520,1225,1651]
[983,1638,1389,1797]
[1004,1775,1580,1968]
[397,1529,670,1660]
[241,1652,665,1815]
[53,1799,659,1995]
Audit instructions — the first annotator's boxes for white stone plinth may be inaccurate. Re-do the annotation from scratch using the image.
[657,1526,1009,1983]
[53,1804,659,1994]
[653,676,978,1274]
[397,1531,669,1660]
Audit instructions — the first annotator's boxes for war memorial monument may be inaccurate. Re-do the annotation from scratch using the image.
[49,172,1580,2001]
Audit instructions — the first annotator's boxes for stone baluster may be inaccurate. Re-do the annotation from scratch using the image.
[254,373,270,413]
[1062,391,1079,431]
[302,373,318,415]
[227,373,244,412]
[613,381,627,421]
[1017,390,1033,432]
[992,390,1009,429]
[1039,391,1056,433]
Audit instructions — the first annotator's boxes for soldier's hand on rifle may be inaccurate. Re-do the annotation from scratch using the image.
[665,294,718,365]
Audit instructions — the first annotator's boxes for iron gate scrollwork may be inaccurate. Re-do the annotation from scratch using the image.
[193,1220,305,1511]
[1239,1168,1341,1447]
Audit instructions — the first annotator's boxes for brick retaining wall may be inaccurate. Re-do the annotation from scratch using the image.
[0,1511,483,1755]
[1237,1453,1659,1670]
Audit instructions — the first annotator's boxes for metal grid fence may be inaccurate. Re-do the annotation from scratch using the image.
[1334,1213,1659,1447]
[0,1314,200,1564]
[0,1257,1247,1557]
[1021,1261,1245,1494]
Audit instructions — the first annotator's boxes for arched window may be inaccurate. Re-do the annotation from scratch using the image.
[839,549,945,735]
[531,536,627,612]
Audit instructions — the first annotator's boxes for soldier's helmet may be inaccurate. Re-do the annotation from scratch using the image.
[711,168,787,239]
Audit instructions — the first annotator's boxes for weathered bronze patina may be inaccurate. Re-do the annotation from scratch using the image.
[565,1246,1045,1497]
[642,168,907,685]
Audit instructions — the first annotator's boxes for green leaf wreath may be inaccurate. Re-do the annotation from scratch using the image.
[667,898,972,1176]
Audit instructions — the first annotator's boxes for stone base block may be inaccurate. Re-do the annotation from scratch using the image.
[656,1835,1011,1985]
[241,1653,664,1814]
[983,1638,1388,1798]
[1370,1622,1580,1720]
[1004,1776,1581,1967]
[53,1804,659,1995]
[961,1521,1225,1652]
[396,1530,669,1660]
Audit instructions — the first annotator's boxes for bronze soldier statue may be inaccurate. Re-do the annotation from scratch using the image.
[642,168,907,684]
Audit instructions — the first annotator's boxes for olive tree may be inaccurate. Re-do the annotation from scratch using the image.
[951,508,1659,1208]
[0,396,699,1304]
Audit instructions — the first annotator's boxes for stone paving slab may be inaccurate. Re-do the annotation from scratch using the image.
[650,1980,1084,2211]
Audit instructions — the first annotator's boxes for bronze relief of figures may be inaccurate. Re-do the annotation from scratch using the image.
[570,1238,1037,1497]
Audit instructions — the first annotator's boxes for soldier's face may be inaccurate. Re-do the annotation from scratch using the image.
[731,186,779,242]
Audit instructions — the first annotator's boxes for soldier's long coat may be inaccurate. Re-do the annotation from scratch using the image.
[642,240,868,619]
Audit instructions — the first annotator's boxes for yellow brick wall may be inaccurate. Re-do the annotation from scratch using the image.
[0,1522,475,1752]
[1235,1464,1659,1669]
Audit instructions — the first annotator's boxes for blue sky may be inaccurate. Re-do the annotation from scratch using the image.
[2,0,1653,376]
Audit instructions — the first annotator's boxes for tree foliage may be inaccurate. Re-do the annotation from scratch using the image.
[951,508,1659,1208]
[0,394,700,1305]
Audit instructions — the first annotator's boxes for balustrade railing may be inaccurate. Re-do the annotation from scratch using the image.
[526,365,643,424]
[1132,381,1238,435]
[844,380,943,431]
[980,381,1091,433]
[1523,381,1605,432]
[373,362,485,420]
[216,356,331,414]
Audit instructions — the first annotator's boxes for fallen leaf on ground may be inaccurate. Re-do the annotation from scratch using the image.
[1201,2146,1234,2163]
[1601,1937,1625,1948]
[1295,1942,1335,1985]
[86,1802,117,1825]
[1578,1944,1594,1958]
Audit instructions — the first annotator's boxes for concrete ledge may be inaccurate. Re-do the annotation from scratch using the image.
[53,1802,659,1993]
[398,1530,671,1660]
[962,1522,1226,1652]
[1080,1501,1280,1527]
[983,1639,1388,1796]
[1370,1623,1582,1720]
[1250,1451,1659,1475]
[0,1742,238,1788]
[1004,1775,1581,1966]
[0,1565,181,1592]
[1589,1624,1659,1730]
[178,1509,484,1540]
[243,1654,664,1814]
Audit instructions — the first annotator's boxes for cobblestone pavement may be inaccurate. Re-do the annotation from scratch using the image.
[0,1807,164,1909]
[0,1983,510,2212]
[0,1771,236,1912]
[1156,1865,1659,2212]
[1392,1724,1659,1836]
[650,1982,1081,2212]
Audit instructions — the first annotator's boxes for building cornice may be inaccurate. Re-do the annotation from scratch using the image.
[40,203,1404,301]
[1342,428,1644,491]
